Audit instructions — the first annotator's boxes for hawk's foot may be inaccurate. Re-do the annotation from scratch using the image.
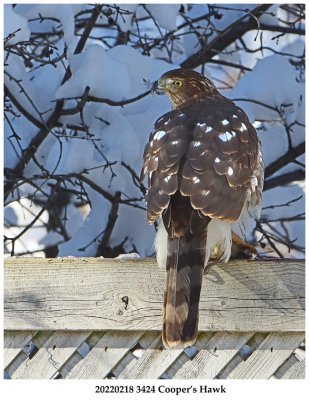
[231,232,258,259]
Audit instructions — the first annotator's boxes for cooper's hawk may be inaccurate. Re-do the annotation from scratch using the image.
[140,69,264,348]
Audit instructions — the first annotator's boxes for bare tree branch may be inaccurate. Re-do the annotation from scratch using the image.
[4,4,305,259]
[264,169,305,191]
[4,5,103,201]
[181,4,272,69]
[96,191,121,257]
[264,141,305,179]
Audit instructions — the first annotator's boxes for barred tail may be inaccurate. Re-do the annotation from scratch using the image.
[162,236,205,348]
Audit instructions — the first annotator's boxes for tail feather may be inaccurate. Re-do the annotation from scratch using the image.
[162,235,205,348]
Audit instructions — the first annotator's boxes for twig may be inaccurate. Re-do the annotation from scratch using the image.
[56,89,151,108]
[59,87,90,116]
[255,221,284,258]
[231,97,278,112]
[121,161,147,197]
[4,182,61,256]
[207,59,252,71]
[260,213,304,223]
[262,195,303,210]
[4,85,45,130]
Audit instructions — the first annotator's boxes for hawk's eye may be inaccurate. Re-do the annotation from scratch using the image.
[174,80,183,87]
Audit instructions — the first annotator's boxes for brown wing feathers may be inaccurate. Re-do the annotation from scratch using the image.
[141,78,258,348]
[142,97,258,225]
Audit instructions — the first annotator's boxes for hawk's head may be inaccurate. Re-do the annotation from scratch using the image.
[153,69,218,109]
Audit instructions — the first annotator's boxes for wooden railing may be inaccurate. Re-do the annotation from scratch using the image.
[4,257,305,379]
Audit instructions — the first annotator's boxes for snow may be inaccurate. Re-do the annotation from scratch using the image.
[4,4,305,259]
[116,253,140,259]
[58,188,110,257]
[56,44,130,100]
[147,4,180,31]
[4,198,50,257]
[4,4,30,44]
[57,44,173,101]
[15,3,81,47]
[230,54,303,114]
[258,4,280,25]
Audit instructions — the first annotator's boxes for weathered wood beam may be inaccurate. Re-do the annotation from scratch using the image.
[4,258,305,332]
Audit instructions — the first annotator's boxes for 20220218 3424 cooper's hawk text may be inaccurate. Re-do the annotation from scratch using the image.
[140,69,264,349]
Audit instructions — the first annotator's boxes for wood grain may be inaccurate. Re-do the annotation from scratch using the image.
[280,358,305,379]
[117,333,184,379]
[173,332,255,379]
[226,332,304,379]
[4,331,36,369]
[4,257,305,331]
[66,331,143,379]
[11,331,91,379]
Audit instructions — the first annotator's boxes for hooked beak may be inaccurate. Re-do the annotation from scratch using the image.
[151,78,165,95]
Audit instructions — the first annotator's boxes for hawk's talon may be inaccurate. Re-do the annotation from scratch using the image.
[231,231,258,259]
